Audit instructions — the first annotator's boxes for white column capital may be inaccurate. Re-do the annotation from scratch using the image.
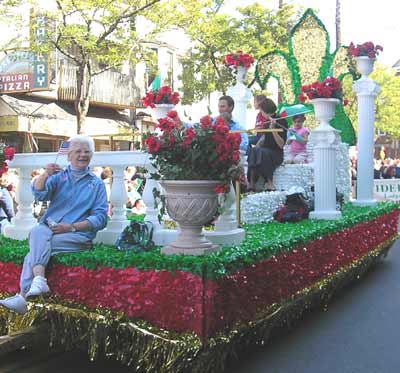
[227,83,252,102]
[353,79,380,96]
[309,127,340,148]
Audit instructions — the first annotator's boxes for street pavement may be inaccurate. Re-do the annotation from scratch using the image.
[227,239,400,373]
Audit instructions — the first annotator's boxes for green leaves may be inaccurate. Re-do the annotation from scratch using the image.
[343,64,400,139]
[0,202,397,279]
[159,2,299,104]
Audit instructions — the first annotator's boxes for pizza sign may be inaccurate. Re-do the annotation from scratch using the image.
[0,14,49,93]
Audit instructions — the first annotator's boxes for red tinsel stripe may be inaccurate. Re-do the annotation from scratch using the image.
[0,211,397,338]
[202,210,398,337]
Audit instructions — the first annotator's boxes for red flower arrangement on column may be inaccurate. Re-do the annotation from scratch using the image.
[349,42,383,58]
[142,86,180,108]
[222,51,255,69]
[298,77,344,103]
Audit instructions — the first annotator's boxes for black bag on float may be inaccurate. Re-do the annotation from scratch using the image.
[115,220,155,252]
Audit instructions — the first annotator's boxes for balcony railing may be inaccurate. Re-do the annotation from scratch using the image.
[58,65,135,109]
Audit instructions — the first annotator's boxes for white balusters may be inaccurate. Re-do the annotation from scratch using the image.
[95,164,129,244]
[4,166,37,239]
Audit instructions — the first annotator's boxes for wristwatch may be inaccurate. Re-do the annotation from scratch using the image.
[70,223,77,233]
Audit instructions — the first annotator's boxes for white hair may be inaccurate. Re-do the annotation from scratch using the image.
[69,134,95,154]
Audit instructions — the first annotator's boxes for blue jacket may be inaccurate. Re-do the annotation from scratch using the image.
[32,166,108,240]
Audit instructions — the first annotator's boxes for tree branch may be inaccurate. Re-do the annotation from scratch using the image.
[97,0,161,44]
[92,63,122,76]
[209,53,221,79]
[51,41,81,65]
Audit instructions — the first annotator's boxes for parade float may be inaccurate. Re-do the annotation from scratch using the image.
[0,9,396,373]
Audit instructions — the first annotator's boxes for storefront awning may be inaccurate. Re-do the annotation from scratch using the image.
[0,94,133,137]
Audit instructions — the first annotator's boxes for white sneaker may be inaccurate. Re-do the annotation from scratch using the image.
[0,294,28,315]
[26,276,50,298]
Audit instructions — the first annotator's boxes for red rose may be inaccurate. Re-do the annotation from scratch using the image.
[232,151,240,162]
[167,110,178,119]
[145,136,161,153]
[200,115,212,128]
[214,184,229,194]
[3,146,14,161]
[183,128,196,146]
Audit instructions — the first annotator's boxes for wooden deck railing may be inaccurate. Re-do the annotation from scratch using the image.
[58,65,135,109]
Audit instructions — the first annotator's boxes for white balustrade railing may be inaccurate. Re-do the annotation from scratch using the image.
[3,150,244,248]
[4,151,151,244]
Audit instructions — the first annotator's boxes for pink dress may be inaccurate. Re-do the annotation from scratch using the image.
[287,127,309,163]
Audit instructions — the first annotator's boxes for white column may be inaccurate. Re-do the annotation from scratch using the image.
[4,166,37,239]
[227,69,252,127]
[204,185,245,246]
[95,165,129,244]
[309,129,341,219]
[353,63,380,206]
[309,98,341,220]
[141,178,177,246]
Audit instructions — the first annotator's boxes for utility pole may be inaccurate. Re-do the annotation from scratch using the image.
[335,0,341,48]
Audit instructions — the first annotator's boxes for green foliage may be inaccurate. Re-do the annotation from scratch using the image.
[343,64,400,139]
[2,0,162,130]
[148,1,300,104]
[0,202,396,279]
[256,8,357,145]
[32,0,161,70]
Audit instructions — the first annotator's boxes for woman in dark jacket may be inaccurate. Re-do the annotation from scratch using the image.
[247,98,287,192]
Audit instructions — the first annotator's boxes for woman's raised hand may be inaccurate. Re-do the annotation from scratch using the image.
[45,163,62,176]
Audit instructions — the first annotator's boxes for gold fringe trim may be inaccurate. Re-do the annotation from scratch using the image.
[0,236,396,372]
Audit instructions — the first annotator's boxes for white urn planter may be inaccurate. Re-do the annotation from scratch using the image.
[236,66,248,84]
[310,98,340,130]
[159,180,220,256]
[153,104,175,119]
[355,56,375,79]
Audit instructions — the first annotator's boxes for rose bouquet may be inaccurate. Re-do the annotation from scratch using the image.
[145,113,242,193]
[222,51,255,69]
[349,42,383,58]
[0,144,15,176]
[142,86,180,108]
[298,76,343,103]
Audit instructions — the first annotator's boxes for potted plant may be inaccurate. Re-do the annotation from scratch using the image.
[141,86,180,118]
[349,41,383,78]
[222,51,255,83]
[145,114,242,256]
[298,76,344,130]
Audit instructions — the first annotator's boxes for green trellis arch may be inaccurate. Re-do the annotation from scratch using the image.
[255,8,358,145]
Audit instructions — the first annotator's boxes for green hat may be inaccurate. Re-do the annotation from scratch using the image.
[279,104,312,119]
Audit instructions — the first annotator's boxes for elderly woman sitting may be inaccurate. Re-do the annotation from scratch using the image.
[0,134,108,314]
